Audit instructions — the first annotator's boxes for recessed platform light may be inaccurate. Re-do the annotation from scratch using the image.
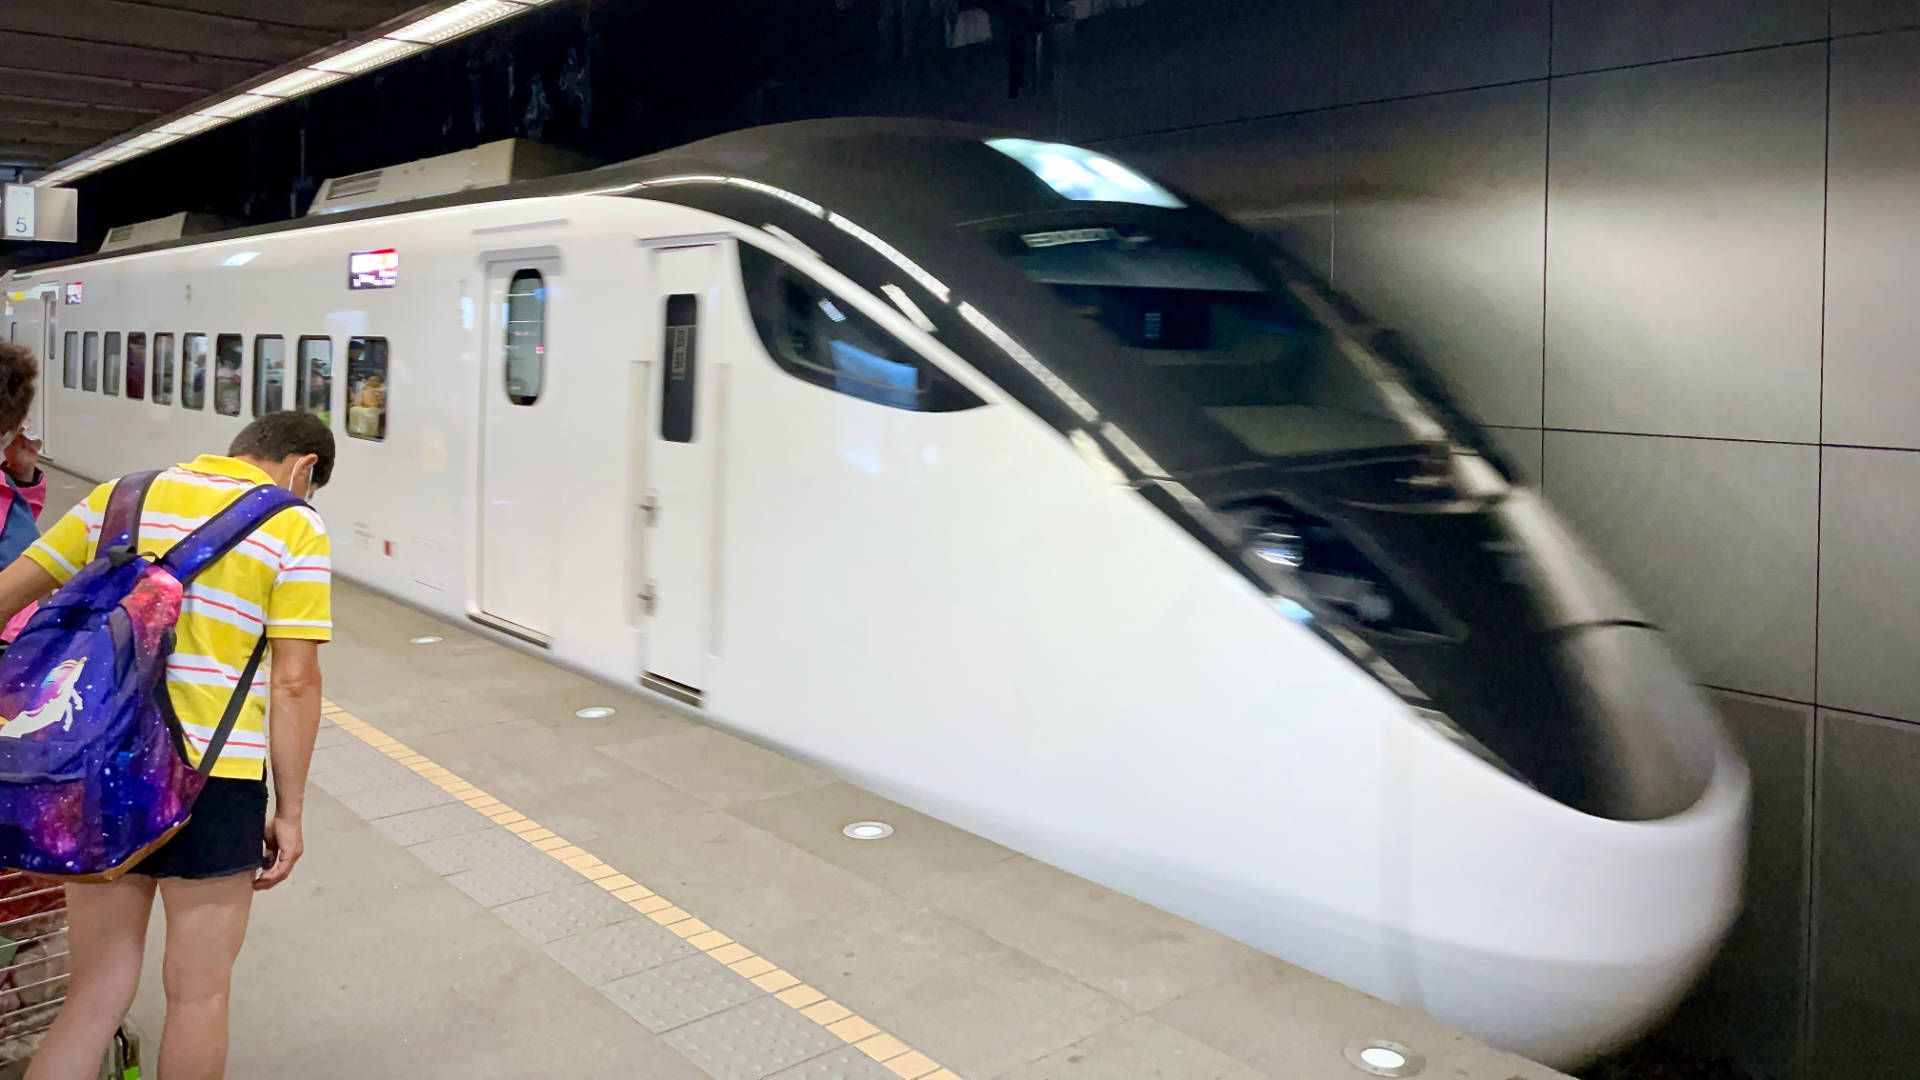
[575,706,616,720]
[842,821,893,841]
[409,635,443,645]
[1345,1039,1423,1077]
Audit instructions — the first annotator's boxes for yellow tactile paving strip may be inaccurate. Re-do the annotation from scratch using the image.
[320,700,960,1080]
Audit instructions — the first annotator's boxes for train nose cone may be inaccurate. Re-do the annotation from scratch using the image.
[1556,624,1728,822]
[1397,637,1750,1068]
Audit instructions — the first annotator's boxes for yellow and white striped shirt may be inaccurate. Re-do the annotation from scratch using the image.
[25,455,331,780]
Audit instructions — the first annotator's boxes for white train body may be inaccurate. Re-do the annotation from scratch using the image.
[3,121,1746,1066]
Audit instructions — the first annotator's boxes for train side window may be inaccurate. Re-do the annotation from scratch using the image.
[214,334,242,416]
[62,332,77,389]
[297,337,332,426]
[81,333,99,392]
[505,269,545,406]
[126,333,147,401]
[253,336,286,416]
[102,332,122,396]
[659,294,697,442]
[345,336,387,441]
[153,334,175,405]
[181,334,207,410]
[737,246,982,413]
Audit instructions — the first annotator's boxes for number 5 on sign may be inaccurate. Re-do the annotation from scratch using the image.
[2,186,34,240]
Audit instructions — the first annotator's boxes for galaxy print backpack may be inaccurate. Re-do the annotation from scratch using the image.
[0,472,302,880]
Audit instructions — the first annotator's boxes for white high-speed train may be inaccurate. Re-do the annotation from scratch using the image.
[3,120,1746,1066]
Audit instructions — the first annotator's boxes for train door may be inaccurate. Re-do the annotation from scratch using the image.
[476,256,561,644]
[639,239,732,706]
[7,294,52,451]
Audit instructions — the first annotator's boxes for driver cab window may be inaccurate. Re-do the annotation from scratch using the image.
[737,246,981,413]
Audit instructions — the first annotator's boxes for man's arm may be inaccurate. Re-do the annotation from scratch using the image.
[0,557,58,626]
[257,637,322,891]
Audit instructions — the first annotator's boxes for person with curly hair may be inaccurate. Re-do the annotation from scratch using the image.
[0,341,43,573]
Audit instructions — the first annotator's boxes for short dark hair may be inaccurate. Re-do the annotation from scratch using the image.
[0,342,38,436]
[229,411,336,489]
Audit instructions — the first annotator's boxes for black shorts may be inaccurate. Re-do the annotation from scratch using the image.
[130,778,268,880]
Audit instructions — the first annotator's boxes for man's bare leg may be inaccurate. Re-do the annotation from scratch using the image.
[25,876,156,1080]
[155,874,254,1080]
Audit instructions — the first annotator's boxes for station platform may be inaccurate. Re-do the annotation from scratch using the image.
[37,470,1566,1079]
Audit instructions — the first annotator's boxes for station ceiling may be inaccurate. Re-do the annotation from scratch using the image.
[0,1,439,173]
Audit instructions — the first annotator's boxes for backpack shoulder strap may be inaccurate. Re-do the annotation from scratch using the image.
[157,484,307,585]
[152,484,306,779]
[101,471,162,553]
[192,635,269,778]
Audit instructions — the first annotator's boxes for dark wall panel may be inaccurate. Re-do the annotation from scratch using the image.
[1158,0,1339,129]
[1823,29,1920,450]
[1660,692,1810,1080]
[1545,46,1826,442]
[1552,0,1827,72]
[1336,0,1549,102]
[1811,710,1920,1078]
[1833,0,1920,34]
[1817,448,1920,722]
[1542,432,1818,701]
[1327,84,1547,428]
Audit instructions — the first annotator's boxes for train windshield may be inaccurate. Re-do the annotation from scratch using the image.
[987,217,1435,465]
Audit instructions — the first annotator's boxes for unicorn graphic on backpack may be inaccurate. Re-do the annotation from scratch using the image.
[0,658,86,740]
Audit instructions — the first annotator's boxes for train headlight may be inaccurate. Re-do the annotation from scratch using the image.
[1248,530,1305,567]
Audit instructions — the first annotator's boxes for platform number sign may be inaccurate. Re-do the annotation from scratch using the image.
[3,185,33,240]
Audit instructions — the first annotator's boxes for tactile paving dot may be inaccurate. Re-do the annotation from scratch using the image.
[663,997,847,1080]
[601,955,758,1033]
[334,777,458,820]
[408,826,541,876]
[764,1045,902,1080]
[315,763,433,801]
[493,882,637,944]
[307,746,411,793]
[544,916,698,985]
[372,802,495,847]
[444,855,580,908]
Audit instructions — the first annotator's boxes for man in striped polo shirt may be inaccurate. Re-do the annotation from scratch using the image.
[0,411,333,1080]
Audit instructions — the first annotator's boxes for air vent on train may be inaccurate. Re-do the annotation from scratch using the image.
[306,139,589,217]
[325,169,385,201]
[96,212,239,254]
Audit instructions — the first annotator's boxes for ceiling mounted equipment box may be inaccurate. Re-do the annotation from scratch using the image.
[307,139,587,217]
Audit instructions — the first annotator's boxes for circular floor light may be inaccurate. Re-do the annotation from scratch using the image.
[842,821,894,841]
[409,635,443,645]
[575,706,616,720]
[1344,1040,1423,1077]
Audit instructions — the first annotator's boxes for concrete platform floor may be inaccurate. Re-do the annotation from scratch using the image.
[36,469,1567,1079]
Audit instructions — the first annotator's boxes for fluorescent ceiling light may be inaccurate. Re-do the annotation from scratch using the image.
[312,38,425,75]
[389,0,524,43]
[120,131,181,152]
[156,113,224,137]
[32,0,557,189]
[199,94,280,120]
[250,67,348,99]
